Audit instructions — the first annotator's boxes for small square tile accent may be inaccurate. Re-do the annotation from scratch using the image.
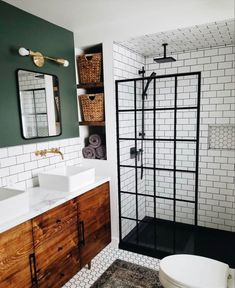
[209,125,235,150]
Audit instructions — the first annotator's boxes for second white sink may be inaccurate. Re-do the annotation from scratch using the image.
[38,165,95,192]
[0,188,29,225]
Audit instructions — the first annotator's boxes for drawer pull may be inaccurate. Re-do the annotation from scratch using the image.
[56,219,61,224]
[60,272,65,277]
[29,253,38,287]
[79,221,85,246]
[58,246,63,251]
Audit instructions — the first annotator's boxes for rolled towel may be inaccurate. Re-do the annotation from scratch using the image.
[82,146,96,159]
[95,145,106,159]
[89,134,102,148]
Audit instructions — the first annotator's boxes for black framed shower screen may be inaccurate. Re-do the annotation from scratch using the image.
[115,72,201,255]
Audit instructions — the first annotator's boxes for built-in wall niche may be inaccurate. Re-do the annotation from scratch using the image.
[208,125,235,150]
[77,43,107,160]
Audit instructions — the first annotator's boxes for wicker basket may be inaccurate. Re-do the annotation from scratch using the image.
[80,94,104,121]
[77,53,102,84]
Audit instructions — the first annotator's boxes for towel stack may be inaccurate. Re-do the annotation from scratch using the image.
[82,134,106,160]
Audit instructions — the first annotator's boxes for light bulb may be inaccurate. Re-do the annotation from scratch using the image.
[19,47,29,56]
[63,60,69,67]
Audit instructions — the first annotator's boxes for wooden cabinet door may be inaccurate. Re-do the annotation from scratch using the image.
[36,248,79,288]
[77,182,111,267]
[32,200,80,287]
[0,221,34,288]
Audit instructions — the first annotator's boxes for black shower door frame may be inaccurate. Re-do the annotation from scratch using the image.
[116,71,201,246]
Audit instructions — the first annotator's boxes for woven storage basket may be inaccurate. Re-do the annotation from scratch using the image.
[77,53,102,84]
[80,94,104,121]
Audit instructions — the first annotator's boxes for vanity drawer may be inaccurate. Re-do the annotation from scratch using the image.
[32,200,77,243]
[37,247,80,288]
[35,226,78,272]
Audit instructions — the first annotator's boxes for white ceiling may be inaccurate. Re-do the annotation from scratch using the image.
[3,0,235,47]
[117,19,235,57]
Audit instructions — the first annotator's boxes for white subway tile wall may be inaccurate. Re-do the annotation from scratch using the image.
[114,43,235,232]
[0,138,82,189]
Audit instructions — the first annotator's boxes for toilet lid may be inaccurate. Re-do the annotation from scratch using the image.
[159,254,229,288]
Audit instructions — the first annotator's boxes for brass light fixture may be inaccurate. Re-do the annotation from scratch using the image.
[18,47,69,67]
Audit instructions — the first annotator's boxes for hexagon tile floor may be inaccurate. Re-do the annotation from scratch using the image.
[63,244,160,288]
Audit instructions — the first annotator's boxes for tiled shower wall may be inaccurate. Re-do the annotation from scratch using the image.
[146,45,235,231]
[0,138,82,190]
[114,43,235,234]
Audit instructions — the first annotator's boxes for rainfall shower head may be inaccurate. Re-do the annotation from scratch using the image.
[154,43,176,63]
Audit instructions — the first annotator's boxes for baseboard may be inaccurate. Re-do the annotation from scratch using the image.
[111,237,119,248]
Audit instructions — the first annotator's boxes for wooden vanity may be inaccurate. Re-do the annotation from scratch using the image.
[0,182,111,288]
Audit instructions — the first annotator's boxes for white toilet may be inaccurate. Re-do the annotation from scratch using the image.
[159,254,235,288]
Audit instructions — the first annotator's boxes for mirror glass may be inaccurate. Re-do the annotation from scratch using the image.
[17,70,61,139]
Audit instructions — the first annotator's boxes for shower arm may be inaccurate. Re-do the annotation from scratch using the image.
[163,43,167,58]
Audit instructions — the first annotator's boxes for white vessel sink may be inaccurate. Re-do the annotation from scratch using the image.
[38,165,95,192]
[0,188,29,225]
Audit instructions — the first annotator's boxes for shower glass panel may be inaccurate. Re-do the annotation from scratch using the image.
[118,112,135,139]
[118,81,135,111]
[116,72,201,259]
[177,75,198,108]
[136,111,154,139]
[119,140,135,166]
[155,77,175,109]
[120,167,135,193]
[120,193,136,219]
[176,109,197,139]
[155,110,174,139]
[144,169,154,196]
[176,141,196,171]
[155,141,174,169]
[142,141,154,168]
[175,172,195,202]
[155,170,174,199]
[121,218,137,239]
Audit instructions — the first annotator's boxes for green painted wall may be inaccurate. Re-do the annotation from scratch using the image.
[0,1,79,147]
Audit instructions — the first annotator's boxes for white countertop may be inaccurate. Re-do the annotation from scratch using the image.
[0,175,110,234]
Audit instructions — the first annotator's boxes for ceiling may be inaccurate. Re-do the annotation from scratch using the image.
[117,19,235,57]
[3,0,235,47]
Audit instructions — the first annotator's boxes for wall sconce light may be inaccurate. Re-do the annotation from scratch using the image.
[18,47,69,68]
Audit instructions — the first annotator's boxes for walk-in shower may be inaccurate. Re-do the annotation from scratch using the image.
[116,71,235,267]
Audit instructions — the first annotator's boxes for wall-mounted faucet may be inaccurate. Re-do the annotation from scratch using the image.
[35,148,64,160]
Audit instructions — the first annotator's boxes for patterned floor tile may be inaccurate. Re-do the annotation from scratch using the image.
[63,244,160,288]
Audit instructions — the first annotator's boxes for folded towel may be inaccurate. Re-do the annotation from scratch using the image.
[82,146,96,159]
[89,134,102,148]
[95,145,106,159]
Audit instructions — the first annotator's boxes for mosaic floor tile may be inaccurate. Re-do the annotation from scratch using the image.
[63,244,160,288]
